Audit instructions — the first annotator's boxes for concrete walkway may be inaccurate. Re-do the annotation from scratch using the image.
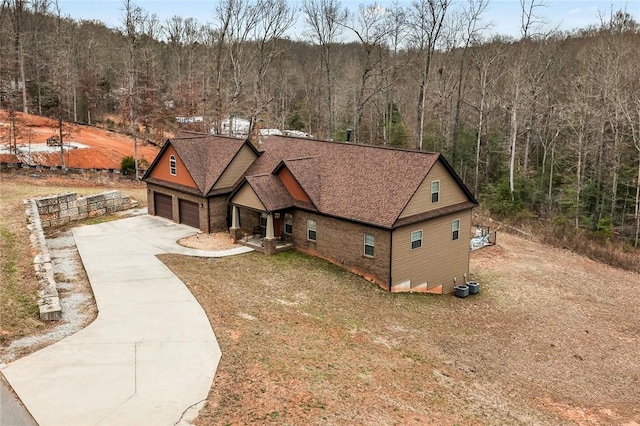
[1,215,252,426]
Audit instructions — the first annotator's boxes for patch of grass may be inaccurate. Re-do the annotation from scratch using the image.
[44,214,125,238]
[0,225,40,343]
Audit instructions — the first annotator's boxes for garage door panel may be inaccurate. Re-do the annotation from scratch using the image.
[154,193,173,220]
[179,199,200,229]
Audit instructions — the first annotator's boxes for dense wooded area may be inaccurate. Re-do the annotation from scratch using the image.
[1,0,639,251]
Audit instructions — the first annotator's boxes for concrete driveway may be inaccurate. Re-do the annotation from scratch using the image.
[1,215,251,426]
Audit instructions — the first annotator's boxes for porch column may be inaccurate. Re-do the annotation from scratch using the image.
[265,213,274,239]
[231,205,240,228]
[229,205,243,243]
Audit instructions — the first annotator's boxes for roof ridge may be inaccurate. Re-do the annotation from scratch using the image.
[284,156,321,161]
[268,135,441,156]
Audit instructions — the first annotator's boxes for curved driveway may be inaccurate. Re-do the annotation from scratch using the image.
[1,215,251,426]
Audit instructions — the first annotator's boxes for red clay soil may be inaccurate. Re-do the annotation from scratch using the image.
[0,110,160,169]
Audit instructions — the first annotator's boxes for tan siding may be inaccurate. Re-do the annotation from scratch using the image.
[232,184,265,211]
[391,209,472,293]
[399,160,468,218]
[213,144,257,189]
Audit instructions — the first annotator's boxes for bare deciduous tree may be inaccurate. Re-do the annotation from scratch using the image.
[449,0,488,163]
[302,0,348,139]
[342,3,394,144]
[407,0,450,151]
[121,0,147,177]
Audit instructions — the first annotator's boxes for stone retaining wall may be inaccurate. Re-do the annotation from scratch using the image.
[26,191,138,320]
[35,191,137,228]
[1,161,124,174]
[25,199,61,321]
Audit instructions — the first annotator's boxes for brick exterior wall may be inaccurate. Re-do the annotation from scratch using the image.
[290,211,391,287]
[238,208,260,236]
[208,196,229,232]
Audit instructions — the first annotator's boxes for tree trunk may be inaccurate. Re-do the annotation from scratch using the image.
[73,84,78,123]
[325,53,333,140]
[610,125,621,222]
[548,142,554,201]
[635,152,640,247]
[474,89,484,196]
[508,92,518,202]
[129,65,137,178]
[452,51,467,164]
[575,132,583,229]
[594,123,605,225]
[58,105,65,168]
[16,14,28,113]
[416,79,426,151]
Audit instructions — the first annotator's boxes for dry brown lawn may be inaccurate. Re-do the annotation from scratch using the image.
[161,232,640,426]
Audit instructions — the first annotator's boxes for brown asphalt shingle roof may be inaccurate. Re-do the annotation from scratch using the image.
[148,132,476,229]
[245,174,295,212]
[247,136,446,228]
[168,134,249,195]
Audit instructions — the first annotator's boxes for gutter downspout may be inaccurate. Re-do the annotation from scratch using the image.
[206,198,211,234]
[388,229,393,291]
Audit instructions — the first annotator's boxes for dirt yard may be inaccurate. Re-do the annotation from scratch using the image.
[0,110,160,169]
[160,233,640,425]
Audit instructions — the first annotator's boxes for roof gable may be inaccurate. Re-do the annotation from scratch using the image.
[398,158,473,220]
[144,133,257,195]
[232,182,266,211]
[211,143,258,192]
[278,157,321,206]
[144,142,198,188]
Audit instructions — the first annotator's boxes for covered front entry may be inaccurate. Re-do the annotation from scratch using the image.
[229,206,293,254]
[154,193,173,220]
[179,199,200,229]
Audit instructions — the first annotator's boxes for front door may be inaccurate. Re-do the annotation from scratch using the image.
[273,213,282,238]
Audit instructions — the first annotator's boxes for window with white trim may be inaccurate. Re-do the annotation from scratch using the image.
[364,233,375,257]
[169,155,177,176]
[452,219,460,240]
[431,181,440,203]
[410,230,423,250]
[307,219,316,241]
[284,213,293,234]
